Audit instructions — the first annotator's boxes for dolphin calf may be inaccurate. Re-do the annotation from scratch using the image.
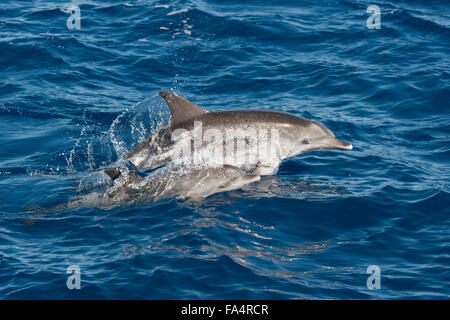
[102,160,261,203]
[77,163,260,208]
[119,92,352,177]
[24,162,259,220]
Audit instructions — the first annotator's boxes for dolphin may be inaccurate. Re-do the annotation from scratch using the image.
[118,92,352,177]
[80,163,261,208]
[23,163,260,222]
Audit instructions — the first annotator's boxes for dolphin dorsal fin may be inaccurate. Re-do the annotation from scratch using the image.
[159,91,209,128]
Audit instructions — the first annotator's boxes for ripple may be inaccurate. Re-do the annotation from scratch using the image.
[0,0,448,299]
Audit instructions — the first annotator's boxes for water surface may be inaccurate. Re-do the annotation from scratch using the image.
[0,0,449,299]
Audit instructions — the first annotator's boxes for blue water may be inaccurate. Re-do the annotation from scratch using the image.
[0,0,449,299]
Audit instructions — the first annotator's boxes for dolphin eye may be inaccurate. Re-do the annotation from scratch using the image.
[302,139,310,144]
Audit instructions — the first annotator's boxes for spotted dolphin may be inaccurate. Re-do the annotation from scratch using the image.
[119,92,352,177]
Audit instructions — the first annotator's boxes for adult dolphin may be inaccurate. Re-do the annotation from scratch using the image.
[112,91,352,178]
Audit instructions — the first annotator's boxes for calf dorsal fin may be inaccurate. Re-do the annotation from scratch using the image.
[104,168,121,180]
[159,91,209,128]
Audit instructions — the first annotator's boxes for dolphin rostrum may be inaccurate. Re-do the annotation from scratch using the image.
[117,92,352,177]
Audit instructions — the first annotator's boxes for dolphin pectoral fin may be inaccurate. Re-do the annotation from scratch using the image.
[159,91,210,128]
[104,168,121,181]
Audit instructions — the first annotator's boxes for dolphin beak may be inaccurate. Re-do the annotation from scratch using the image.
[333,139,353,150]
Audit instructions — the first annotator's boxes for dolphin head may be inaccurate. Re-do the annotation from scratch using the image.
[283,119,353,156]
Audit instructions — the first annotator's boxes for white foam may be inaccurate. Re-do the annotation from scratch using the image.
[167,9,188,16]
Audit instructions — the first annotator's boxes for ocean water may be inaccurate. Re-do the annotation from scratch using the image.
[0,0,449,299]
